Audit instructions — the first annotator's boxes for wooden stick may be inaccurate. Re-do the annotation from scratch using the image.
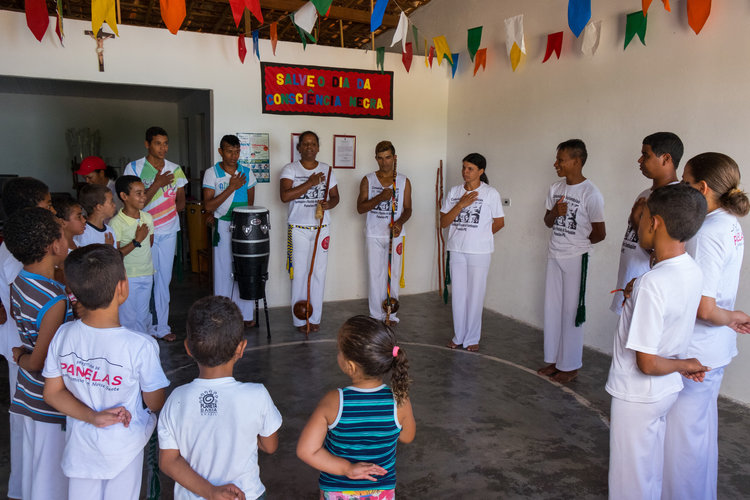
[304,166,333,337]
[385,157,398,323]
[339,19,344,48]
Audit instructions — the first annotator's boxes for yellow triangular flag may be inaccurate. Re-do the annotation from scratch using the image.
[91,0,119,36]
[433,35,453,66]
[510,43,522,71]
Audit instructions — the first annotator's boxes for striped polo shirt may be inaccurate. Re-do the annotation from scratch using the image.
[9,269,72,424]
[320,385,402,491]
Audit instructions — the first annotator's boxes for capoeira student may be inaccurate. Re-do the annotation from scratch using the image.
[538,139,606,383]
[610,132,683,314]
[356,141,412,325]
[280,131,340,333]
[606,184,709,500]
[203,134,258,328]
[124,126,187,342]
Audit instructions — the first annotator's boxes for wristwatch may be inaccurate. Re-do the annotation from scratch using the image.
[132,239,142,248]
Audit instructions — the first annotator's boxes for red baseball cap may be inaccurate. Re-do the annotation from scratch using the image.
[75,156,106,176]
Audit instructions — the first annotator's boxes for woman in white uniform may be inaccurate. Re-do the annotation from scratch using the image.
[663,152,750,500]
[440,153,505,352]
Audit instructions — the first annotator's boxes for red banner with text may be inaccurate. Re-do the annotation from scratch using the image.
[261,62,393,120]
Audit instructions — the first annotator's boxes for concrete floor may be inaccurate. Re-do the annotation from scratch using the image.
[1,273,750,499]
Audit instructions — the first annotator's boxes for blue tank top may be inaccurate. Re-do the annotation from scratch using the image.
[319,385,402,491]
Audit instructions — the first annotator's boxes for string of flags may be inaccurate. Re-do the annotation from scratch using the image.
[22,0,717,74]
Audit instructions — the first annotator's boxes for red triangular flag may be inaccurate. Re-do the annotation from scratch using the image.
[160,0,185,35]
[229,0,244,27]
[543,31,563,63]
[25,0,49,42]
[428,46,435,68]
[402,42,413,73]
[270,22,278,55]
[247,0,263,24]
[473,48,487,76]
[687,0,711,34]
[238,34,247,63]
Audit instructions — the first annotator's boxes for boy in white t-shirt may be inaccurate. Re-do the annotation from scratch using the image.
[605,183,709,499]
[539,139,606,383]
[42,244,169,500]
[610,132,683,314]
[158,295,281,500]
[75,183,118,248]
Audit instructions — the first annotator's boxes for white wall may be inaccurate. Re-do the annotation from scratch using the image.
[0,92,179,193]
[0,12,449,315]
[397,0,750,403]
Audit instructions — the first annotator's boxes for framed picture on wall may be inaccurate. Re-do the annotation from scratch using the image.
[291,133,301,163]
[333,135,356,169]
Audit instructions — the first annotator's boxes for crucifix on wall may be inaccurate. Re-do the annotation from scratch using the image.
[84,29,115,72]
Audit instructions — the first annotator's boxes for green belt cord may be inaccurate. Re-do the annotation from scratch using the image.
[575,252,589,327]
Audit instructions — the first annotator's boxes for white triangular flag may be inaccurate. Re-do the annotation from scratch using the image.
[294,1,318,35]
[391,12,408,53]
[504,15,525,56]
[581,20,601,56]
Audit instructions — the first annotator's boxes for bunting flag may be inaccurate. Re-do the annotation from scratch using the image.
[293,2,318,34]
[687,0,711,34]
[467,26,482,62]
[428,45,435,67]
[543,31,563,62]
[55,0,64,43]
[568,0,591,38]
[311,0,333,16]
[580,20,601,55]
[26,0,49,41]
[291,13,316,49]
[391,12,408,53]
[376,47,385,73]
[402,42,413,72]
[625,11,648,49]
[473,48,487,76]
[643,0,671,14]
[91,0,119,36]
[412,25,419,52]
[504,14,525,71]
[433,36,453,65]
[252,29,260,60]
[270,22,278,55]
[371,0,389,32]
[160,0,185,35]
[229,0,263,27]
[450,53,459,78]
[238,34,247,63]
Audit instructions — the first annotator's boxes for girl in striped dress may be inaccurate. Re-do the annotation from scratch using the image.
[297,316,416,499]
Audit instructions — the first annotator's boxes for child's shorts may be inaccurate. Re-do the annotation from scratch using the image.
[320,489,395,500]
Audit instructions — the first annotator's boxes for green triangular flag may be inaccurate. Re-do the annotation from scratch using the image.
[376,47,385,73]
[412,25,419,52]
[291,13,317,50]
[624,11,647,49]
[467,26,482,62]
[310,0,333,16]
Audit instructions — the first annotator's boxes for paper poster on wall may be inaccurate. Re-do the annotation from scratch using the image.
[238,132,270,183]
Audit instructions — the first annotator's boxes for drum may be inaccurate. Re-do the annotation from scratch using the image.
[230,206,270,300]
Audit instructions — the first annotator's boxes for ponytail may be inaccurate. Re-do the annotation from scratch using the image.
[719,188,750,217]
[687,152,750,217]
[480,172,489,184]
[390,347,411,406]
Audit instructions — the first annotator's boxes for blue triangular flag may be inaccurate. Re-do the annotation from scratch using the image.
[252,29,260,60]
[371,0,389,32]
[568,0,591,38]
[450,53,459,78]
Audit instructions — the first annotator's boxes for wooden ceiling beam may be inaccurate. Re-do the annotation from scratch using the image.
[258,0,399,28]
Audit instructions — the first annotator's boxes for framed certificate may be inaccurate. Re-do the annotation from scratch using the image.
[333,135,356,169]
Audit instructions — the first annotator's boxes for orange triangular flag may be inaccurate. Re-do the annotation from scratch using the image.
[160,0,185,35]
[473,48,487,76]
[643,0,671,14]
[270,22,278,55]
[687,0,711,34]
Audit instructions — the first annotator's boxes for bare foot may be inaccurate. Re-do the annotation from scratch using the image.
[446,341,460,349]
[550,369,578,384]
[537,364,558,376]
[159,333,177,342]
[466,344,479,352]
[243,320,257,329]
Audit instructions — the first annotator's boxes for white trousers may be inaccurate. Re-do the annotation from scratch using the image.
[21,416,67,500]
[609,393,678,500]
[214,219,254,321]
[151,232,177,337]
[2,322,23,499]
[543,255,585,371]
[449,252,491,347]
[290,225,329,327]
[366,236,403,323]
[120,275,153,334]
[68,450,143,500]
[662,366,725,500]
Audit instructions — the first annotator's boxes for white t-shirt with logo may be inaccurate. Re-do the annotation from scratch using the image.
[157,377,282,500]
[441,182,504,254]
[280,161,338,226]
[42,320,170,479]
[685,208,744,368]
[545,179,605,259]
[73,222,117,249]
[365,172,408,239]
[605,253,703,403]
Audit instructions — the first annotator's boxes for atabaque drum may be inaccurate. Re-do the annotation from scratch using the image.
[230,206,270,300]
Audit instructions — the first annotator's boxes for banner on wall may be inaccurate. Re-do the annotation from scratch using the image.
[261,62,394,120]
